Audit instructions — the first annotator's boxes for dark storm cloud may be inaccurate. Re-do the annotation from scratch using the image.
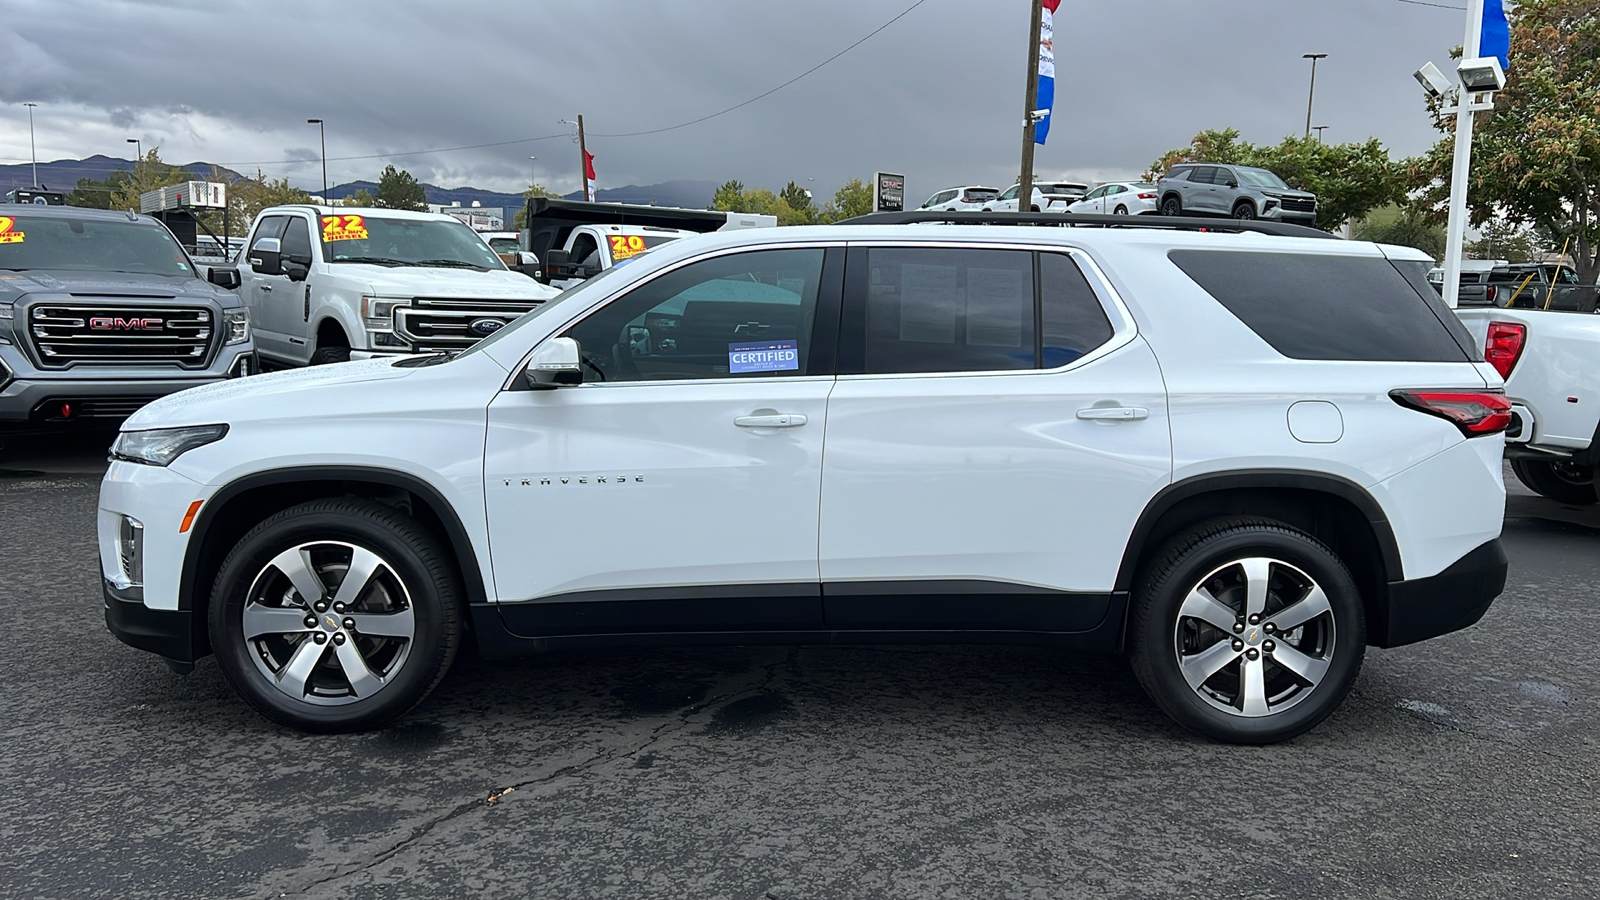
[0,0,1472,198]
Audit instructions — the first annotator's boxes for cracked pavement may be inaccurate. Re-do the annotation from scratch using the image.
[1,432,1597,899]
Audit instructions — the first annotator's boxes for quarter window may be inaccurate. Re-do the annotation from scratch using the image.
[1041,253,1115,367]
[562,248,826,383]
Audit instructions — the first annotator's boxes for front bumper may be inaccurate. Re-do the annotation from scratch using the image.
[0,345,255,433]
[1371,539,1507,648]
[104,579,201,670]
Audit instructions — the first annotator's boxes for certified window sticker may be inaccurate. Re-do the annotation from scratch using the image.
[729,340,799,374]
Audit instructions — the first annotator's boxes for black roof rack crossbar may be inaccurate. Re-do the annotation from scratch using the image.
[835,210,1339,240]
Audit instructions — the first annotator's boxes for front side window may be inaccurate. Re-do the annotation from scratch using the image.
[281,218,313,262]
[850,247,1116,375]
[1084,186,1106,200]
[0,213,195,277]
[999,185,1020,201]
[318,214,505,271]
[1236,167,1290,189]
[563,248,826,383]
[251,215,288,249]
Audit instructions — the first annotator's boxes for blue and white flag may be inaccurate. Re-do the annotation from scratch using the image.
[1034,0,1060,145]
[1481,0,1510,70]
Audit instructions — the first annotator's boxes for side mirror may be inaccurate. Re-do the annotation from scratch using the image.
[1224,180,1239,188]
[283,261,310,283]
[249,237,282,276]
[580,264,602,279]
[523,337,583,389]
[207,266,241,290]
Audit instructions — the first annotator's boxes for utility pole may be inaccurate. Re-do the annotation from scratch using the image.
[24,102,39,187]
[307,118,327,202]
[1302,54,1327,138]
[1441,0,1486,309]
[577,115,593,201]
[1017,0,1043,209]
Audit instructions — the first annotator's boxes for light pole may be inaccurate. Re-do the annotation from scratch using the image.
[1302,53,1327,138]
[528,156,538,187]
[1313,125,1328,143]
[127,138,141,163]
[23,102,38,186]
[307,118,327,201]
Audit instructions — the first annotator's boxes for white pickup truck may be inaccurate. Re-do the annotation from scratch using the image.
[237,205,558,365]
[524,198,775,290]
[1455,278,1600,503]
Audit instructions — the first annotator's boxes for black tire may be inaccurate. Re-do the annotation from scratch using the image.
[208,498,462,733]
[1114,204,1129,215]
[1030,205,1041,213]
[1232,200,1257,219]
[1128,518,1366,744]
[1511,458,1598,505]
[1161,195,1182,216]
[310,345,351,365]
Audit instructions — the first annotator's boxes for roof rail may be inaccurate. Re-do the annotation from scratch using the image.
[835,210,1340,240]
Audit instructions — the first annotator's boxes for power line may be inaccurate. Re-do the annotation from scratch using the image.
[590,0,931,138]
[1396,0,1467,9]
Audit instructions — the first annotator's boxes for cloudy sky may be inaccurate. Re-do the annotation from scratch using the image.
[1,0,1471,201]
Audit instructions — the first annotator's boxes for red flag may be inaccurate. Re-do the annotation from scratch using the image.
[583,151,596,181]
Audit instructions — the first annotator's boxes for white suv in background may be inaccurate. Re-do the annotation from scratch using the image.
[985,181,1089,212]
[100,213,1509,744]
[917,186,1000,211]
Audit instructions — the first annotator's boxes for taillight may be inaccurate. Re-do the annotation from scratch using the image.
[1137,192,1157,199]
[1390,388,1512,437]
[1483,285,1497,304]
[1483,321,1526,378]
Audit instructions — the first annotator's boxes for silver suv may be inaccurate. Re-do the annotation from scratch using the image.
[1158,164,1318,226]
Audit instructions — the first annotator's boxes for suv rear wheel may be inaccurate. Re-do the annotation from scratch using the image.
[208,498,462,733]
[1511,458,1598,505]
[1161,195,1182,216]
[1128,518,1365,744]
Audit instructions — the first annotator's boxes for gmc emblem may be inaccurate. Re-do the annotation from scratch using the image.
[89,317,163,331]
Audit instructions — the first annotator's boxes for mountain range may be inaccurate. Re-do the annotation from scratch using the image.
[0,156,717,211]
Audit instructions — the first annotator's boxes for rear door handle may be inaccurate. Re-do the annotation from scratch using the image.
[735,414,808,428]
[1077,406,1149,421]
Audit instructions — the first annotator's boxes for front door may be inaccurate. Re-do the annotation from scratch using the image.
[819,244,1171,631]
[241,215,291,361]
[484,245,841,636]
[265,215,315,365]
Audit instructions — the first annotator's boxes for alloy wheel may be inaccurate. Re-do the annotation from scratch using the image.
[242,541,416,705]
[1172,557,1335,717]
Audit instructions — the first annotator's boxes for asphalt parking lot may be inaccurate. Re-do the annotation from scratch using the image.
[1,431,1596,900]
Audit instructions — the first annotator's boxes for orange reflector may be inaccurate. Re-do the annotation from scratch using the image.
[179,500,203,534]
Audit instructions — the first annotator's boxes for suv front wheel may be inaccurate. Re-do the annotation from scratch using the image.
[208,498,462,732]
[1129,518,1366,744]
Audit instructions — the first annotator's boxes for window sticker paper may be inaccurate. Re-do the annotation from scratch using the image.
[965,266,1026,347]
[729,340,800,374]
[608,234,647,260]
[0,217,24,244]
[899,263,959,343]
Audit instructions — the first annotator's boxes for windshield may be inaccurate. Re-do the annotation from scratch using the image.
[454,262,629,359]
[1236,167,1290,189]
[0,213,195,276]
[487,237,519,254]
[319,214,506,271]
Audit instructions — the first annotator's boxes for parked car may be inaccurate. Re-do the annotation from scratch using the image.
[232,206,559,365]
[479,231,538,276]
[1157,164,1318,225]
[984,181,1089,213]
[1066,182,1161,216]
[0,205,255,434]
[917,186,1001,212]
[1471,262,1585,309]
[101,213,1508,744]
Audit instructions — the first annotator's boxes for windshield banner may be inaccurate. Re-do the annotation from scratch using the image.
[321,215,369,242]
[608,234,648,260]
[0,216,24,244]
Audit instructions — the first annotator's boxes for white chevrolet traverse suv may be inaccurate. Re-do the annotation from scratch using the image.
[100,213,1510,744]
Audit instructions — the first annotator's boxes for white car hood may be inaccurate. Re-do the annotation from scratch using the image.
[341,265,559,300]
[125,359,415,430]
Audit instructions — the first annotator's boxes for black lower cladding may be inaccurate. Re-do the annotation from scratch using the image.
[1373,539,1507,648]
[104,579,198,663]
[488,580,1120,655]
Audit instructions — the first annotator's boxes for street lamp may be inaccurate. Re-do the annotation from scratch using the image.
[307,118,327,202]
[529,156,538,186]
[126,138,141,162]
[1313,125,1328,143]
[23,102,38,187]
[1302,53,1327,139]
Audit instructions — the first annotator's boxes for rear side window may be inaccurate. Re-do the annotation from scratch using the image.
[1169,250,1474,362]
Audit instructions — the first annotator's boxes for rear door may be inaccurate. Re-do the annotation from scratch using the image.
[817,242,1171,631]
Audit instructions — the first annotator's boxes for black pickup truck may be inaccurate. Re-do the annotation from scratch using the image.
[1457,262,1593,310]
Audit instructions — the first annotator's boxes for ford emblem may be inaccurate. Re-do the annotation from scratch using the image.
[468,318,505,337]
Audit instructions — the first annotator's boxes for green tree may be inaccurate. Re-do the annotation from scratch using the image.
[512,183,558,230]
[1464,219,1541,263]
[108,148,191,212]
[342,188,375,207]
[228,170,311,233]
[819,178,872,222]
[712,179,747,212]
[1149,130,1407,231]
[374,165,427,211]
[1355,206,1447,259]
[1409,0,1600,282]
[780,181,817,224]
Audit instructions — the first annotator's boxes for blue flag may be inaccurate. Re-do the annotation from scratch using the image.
[1480,0,1510,71]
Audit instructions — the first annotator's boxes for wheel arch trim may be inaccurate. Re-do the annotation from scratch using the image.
[177,465,489,613]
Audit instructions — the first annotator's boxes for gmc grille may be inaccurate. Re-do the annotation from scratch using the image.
[1279,198,1316,213]
[394,297,542,353]
[29,305,214,368]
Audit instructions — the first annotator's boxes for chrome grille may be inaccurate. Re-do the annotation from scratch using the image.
[1279,198,1316,213]
[29,304,214,368]
[394,297,542,352]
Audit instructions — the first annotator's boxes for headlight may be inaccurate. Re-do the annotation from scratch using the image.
[362,296,409,331]
[111,425,229,467]
[223,308,250,345]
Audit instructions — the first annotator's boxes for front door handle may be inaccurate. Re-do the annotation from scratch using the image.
[259,283,273,292]
[1077,406,1149,422]
[735,413,808,428]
